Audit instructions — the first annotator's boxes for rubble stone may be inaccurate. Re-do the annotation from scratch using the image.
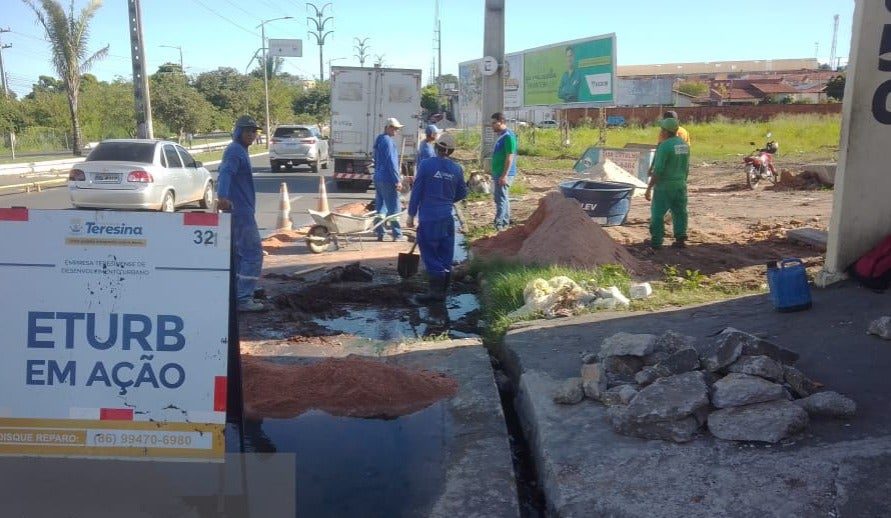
[583,378,607,401]
[580,363,604,383]
[641,350,669,367]
[623,371,709,423]
[710,373,787,409]
[727,355,784,383]
[654,331,698,355]
[598,332,658,359]
[553,378,584,405]
[608,407,701,443]
[602,355,644,386]
[707,400,809,443]
[580,352,598,364]
[600,385,638,407]
[868,316,891,340]
[784,366,819,398]
[794,391,857,419]
[700,333,744,372]
[720,328,799,365]
[634,366,662,386]
[629,282,653,300]
[659,348,701,375]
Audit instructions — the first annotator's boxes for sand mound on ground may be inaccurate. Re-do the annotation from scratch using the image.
[242,355,458,419]
[473,192,646,274]
[583,158,648,196]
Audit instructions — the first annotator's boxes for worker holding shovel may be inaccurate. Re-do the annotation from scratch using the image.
[407,133,468,303]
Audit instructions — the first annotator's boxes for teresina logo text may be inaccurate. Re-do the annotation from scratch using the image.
[85,222,144,236]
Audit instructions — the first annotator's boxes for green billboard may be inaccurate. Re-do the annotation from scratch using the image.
[523,34,615,105]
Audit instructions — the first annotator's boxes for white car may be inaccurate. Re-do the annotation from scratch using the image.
[269,124,330,172]
[68,139,214,212]
[536,119,559,129]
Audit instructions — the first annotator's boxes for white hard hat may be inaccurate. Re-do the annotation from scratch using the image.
[435,132,456,151]
[386,117,404,128]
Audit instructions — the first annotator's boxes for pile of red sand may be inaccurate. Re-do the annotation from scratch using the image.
[473,192,645,273]
[242,355,458,419]
[261,230,303,253]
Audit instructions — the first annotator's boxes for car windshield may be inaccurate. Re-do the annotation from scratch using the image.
[274,127,312,138]
[86,142,155,163]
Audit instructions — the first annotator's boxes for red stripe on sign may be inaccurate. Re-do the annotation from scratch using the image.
[0,207,28,221]
[183,212,219,226]
[213,376,227,412]
[100,408,134,421]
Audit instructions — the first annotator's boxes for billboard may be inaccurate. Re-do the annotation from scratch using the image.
[503,53,524,109]
[616,77,675,106]
[0,209,230,461]
[523,34,616,105]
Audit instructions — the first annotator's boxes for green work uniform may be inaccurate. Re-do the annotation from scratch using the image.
[649,135,690,247]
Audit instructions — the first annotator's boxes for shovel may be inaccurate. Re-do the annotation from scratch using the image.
[397,241,420,279]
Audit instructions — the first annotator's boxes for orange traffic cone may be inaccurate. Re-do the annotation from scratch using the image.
[317,175,330,213]
[275,182,292,230]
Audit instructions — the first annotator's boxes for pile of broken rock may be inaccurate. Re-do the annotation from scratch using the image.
[553,328,856,443]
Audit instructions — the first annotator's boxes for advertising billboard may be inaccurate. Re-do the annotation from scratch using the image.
[523,33,616,106]
[503,53,524,109]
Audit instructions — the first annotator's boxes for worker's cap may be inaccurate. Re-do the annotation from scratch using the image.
[235,115,260,130]
[386,117,404,128]
[658,117,679,133]
[435,132,456,151]
[425,124,441,136]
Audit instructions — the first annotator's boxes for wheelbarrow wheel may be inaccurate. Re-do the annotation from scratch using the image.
[306,225,332,254]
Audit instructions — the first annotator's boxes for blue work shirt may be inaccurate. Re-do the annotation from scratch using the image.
[217,127,256,217]
[373,133,401,184]
[417,140,436,163]
[409,156,468,222]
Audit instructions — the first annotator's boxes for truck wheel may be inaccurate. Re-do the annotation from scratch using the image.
[271,161,281,172]
[306,225,331,254]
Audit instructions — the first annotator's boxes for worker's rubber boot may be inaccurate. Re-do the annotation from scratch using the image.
[414,276,447,304]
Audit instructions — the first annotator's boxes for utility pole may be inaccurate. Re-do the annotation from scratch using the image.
[353,37,370,67]
[257,17,293,150]
[829,14,840,71]
[0,28,13,159]
[306,3,333,81]
[481,0,505,170]
[128,0,153,139]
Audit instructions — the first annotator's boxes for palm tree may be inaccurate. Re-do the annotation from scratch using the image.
[24,0,109,156]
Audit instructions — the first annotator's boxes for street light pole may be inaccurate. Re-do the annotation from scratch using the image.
[159,45,183,71]
[257,16,293,149]
[307,3,333,82]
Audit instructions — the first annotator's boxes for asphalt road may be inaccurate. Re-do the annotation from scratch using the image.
[0,154,375,233]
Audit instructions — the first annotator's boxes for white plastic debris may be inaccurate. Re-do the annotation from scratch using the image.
[629,282,654,300]
[508,276,630,319]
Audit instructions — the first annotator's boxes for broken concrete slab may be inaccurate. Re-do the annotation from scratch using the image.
[553,378,584,405]
[598,332,657,359]
[710,373,787,408]
[608,406,701,443]
[787,228,828,251]
[501,282,891,516]
[794,391,857,419]
[700,332,744,372]
[708,400,809,443]
[727,355,785,382]
[868,316,891,340]
[784,365,819,398]
[622,371,709,423]
[721,327,799,365]
[601,385,638,407]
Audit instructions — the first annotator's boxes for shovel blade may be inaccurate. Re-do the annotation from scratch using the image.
[397,252,419,278]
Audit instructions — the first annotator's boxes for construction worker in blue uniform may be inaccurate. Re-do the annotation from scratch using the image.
[373,117,406,241]
[417,124,440,164]
[407,132,468,303]
[217,115,265,312]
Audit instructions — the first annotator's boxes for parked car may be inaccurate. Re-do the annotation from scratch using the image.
[269,124,329,172]
[606,115,627,127]
[536,119,559,129]
[68,139,214,212]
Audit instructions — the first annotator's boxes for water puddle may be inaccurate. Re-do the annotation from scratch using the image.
[243,402,450,517]
[313,294,480,341]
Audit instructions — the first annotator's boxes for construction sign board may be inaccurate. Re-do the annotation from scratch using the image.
[0,209,231,461]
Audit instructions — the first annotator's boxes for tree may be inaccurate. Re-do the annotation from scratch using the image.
[826,75,846,101]
[24,0,109,156]
[292,82,330,124]
[195,67,253,118]
[677,80,709,98]
[151,71,216,141]
[436,74,458,87]
[26,75,65,98]
[421,84,439,113]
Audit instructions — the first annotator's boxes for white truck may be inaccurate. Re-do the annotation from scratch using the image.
[329,66,422,191]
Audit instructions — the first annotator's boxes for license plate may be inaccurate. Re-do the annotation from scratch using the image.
[94,173,121,183]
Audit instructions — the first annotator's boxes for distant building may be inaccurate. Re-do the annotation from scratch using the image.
[618,58,820,78]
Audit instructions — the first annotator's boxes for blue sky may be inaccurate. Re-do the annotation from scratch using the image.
[1,0,854,97]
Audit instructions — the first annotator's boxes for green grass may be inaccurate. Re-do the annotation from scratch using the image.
[471,260,762,342]
[456,114,841,166]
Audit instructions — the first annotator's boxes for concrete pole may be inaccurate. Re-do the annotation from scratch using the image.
[480,0,505,172]
[128,0,153,139]
[261,23,271,149]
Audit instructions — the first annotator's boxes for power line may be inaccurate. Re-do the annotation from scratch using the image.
[190,0,257,37]
[218,0,261,21]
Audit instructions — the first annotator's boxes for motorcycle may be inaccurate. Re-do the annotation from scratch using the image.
[743,134,779,189]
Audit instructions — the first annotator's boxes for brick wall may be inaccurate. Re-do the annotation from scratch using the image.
[560,103,842,126]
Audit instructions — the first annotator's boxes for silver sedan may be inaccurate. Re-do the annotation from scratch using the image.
[68,139,215,212]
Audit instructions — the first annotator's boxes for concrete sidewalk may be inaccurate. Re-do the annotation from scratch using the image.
[501,282,891,517]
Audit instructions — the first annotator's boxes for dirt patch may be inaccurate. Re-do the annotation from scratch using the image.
[473,192,649,275]
[242,355,459,419]
[262,229,305,254]
[775,169,827,191]
[273,282,415,315]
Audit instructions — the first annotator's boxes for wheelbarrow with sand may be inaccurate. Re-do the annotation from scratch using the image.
[305,209,407,253]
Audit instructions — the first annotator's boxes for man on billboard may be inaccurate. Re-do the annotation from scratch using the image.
[557,46,583,103]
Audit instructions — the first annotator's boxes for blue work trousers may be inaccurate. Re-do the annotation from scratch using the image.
[374,181,402,239]
[493,175,514,229]
[418,216,455,279]
[233,215,263,303]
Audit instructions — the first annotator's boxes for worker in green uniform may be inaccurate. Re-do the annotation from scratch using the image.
[645,117,690,250]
